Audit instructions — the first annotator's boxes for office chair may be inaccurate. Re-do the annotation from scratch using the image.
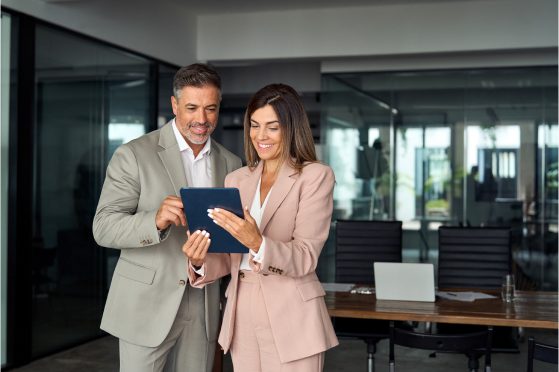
[436,226,519,371]
[334,220,411,372]
[390,321,493,372]
[527,336,558,372]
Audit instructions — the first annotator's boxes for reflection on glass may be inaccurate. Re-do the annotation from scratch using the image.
[396,127,451,221]
[322,68,558,290]
[32,24,155,356]
[1,11,12,367]
[108,122,146,159]
[467,125,520,201]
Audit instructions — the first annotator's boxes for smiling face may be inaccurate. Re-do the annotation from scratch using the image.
[171,85,221,145]
[249,105,282,163]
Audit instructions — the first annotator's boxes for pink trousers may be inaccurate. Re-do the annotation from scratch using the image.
[229,270,325,372]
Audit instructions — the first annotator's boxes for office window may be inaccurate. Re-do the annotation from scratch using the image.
[322,67,558,290]
[31,23,156,357]
[0,12,11,367]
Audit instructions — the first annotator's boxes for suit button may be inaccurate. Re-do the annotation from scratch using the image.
[240,272,245,279]
[179,280,186,286]
[268,266,273,271]
[280,270,284,275]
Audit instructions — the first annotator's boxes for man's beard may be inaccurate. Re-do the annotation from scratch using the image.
[177,118,213,145]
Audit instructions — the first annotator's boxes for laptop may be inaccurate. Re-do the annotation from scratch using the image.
[374,262,436,302]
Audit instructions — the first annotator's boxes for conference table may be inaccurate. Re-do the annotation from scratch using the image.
[325,287,558,329]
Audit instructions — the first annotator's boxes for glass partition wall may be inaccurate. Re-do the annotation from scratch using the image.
[0,12,11,368]
[31,23,164,357]
[321,67,558,291]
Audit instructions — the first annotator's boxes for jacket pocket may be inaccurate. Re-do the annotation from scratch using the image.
[297,280,326,302]
[115,257,156,285]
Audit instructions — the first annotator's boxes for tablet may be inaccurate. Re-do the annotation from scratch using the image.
[180,187,249,254]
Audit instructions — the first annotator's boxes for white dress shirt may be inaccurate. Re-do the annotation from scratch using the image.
[192,176,270,275]
[239,177,271,270]
[172,119,212,188]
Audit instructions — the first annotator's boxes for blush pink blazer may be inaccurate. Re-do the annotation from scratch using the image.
[188,160,339,363]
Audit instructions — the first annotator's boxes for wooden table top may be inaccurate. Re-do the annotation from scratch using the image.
[325,287,558,329]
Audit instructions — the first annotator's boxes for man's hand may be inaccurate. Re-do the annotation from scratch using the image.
[183,230,211,267]
[155,196,186,230]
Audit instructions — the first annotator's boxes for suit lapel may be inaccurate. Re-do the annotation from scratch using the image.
[210,139,227,188]
[158,122,188,196]
[238,162,263,209]
[259,162,297,233]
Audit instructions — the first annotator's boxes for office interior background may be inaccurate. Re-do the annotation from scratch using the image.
[0,0,557,369]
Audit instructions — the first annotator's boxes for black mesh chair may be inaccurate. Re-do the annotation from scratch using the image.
[436,226,519,371]
[527,336,558,372]
[390,321,493,372]
[334,220,411,372]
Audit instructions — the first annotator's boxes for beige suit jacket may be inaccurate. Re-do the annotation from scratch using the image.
[189,161,339,363]
[93,121,242,347]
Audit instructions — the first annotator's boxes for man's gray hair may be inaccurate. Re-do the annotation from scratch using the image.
[173,63,222,100]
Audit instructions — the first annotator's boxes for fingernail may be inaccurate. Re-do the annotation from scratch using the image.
[213,220,218,224]
[245,206,248,210]
[196,230,201,234]
[214,208,220,212]
[205,232,210,237]
[207,239,211,243]
[208,213,213,218]
[201,230,206,234]
[207,209,212,213]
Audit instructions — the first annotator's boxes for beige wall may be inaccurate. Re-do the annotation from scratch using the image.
[198,0,558,62]
[2,0,197,66]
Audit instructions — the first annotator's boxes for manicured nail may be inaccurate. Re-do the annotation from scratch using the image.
[207,209,212,213]
[245,206,248,210]
[208,239,211,243]
[214,208,220,212]
[213,220,218,224]
[196,230,200,234]
[208,213,213,218]
[201,230,206,234]
[205,232,209,237]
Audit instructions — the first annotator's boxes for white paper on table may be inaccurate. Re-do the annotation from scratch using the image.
[436,291,475,302]
[471,292,498,300]
[321,283,356,292]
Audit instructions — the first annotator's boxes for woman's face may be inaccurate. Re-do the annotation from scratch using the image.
[250,105,282,162]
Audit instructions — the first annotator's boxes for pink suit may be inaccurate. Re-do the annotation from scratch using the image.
[188,161,338,369]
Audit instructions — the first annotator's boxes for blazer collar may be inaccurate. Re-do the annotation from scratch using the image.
[158,121,187,196]
[210,139,227,188]
[157,120,226,195]
[239,160,298,233]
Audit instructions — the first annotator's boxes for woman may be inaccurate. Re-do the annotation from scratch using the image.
[183,83,338,371]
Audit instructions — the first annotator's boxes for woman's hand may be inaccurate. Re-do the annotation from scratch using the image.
[208,207,263,252]
[182,230,211,267]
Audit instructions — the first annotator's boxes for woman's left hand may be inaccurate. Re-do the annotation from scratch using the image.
[208,206,263,252]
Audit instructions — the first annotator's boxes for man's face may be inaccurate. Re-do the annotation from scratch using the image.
[171,85,221,145]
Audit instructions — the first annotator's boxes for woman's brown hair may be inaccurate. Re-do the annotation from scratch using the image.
[244,84,318,173]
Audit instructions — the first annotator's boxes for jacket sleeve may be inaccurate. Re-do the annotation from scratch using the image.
[249,165,335,277]
[92,144,160,249]
[188,253,232,288]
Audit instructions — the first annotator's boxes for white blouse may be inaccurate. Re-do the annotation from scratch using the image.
[239,176,271,270]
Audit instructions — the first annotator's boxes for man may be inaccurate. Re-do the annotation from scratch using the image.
[93,63,242,372]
